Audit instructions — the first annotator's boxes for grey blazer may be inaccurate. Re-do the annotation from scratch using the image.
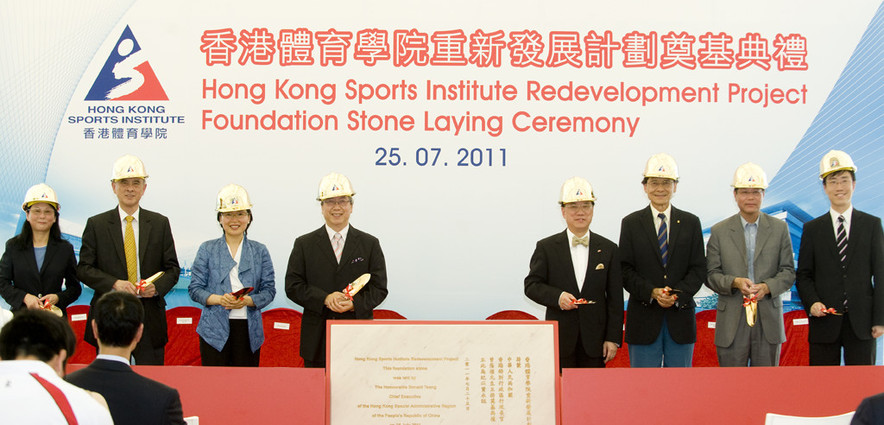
[706,212,795,346]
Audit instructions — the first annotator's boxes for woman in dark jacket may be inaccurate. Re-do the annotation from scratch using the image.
[0,183,81,316]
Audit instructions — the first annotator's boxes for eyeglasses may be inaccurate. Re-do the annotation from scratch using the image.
[646,179,674,188]
[28,206,56,216]
[322,198,352,207]
[221,211,249,218]
[563,202,594,211]
[736,189,764,197]
[115,179,144,188]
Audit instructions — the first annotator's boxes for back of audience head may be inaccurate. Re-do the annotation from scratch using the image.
[0,309,76,375]
[93,291,144,347]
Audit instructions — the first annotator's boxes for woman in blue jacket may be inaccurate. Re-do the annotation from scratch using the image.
[189,184,276,366]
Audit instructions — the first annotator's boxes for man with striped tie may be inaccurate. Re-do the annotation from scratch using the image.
[285,173,388,368]
[797,150,884,365]
[619,153,706,367]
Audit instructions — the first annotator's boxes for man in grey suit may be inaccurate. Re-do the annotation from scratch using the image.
[285,173,388,368]
[706,163,795,366]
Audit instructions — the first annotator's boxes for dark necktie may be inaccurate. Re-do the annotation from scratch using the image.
[836,215,848,267]
[658,213,669,267]
[837,215,849,311]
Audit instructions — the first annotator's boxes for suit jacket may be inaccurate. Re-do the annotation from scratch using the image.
[189,236,276,352]
[285,226,388,362]
[524,230,624,358]
[706,213,795,346]
[852,392,884,425]
[619,206,706,345]
[77,208,180,348]
[66,358,185,425]
[796,209,884,343]
[0,237,81,316]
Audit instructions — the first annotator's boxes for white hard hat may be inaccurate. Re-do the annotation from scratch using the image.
[317,173,355,201]
[819,150,857,180]
[643,153,679,180]
[216,184,253,212]
[559,177,596,204]
[22,183,59,211]
[732,162,768,189]
[111,154,149,181]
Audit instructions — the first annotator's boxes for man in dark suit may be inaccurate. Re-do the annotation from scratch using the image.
[797,150,884,365]
[619,153,706,367]
[77,154,180,365]
[525,177,623,369]
[285,173,388,368]
[67,291,185,424]
[706,163,795,366]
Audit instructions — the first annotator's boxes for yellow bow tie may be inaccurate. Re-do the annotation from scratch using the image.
[572,235,589,247]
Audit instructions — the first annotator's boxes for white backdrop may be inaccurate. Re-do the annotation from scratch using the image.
[1,0,881,320]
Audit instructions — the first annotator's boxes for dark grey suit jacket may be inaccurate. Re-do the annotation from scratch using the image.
[66,358,185,425]
[706,212,795,346]
[77,208,180,348]
[524,230,623,358]
[285,226,388,363]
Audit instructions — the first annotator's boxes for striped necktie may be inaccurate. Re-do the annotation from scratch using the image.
[333,232,343,263]
[658,213,669,268]
[836,215,848,267]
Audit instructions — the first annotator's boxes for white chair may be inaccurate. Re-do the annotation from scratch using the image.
[764,411,854,425]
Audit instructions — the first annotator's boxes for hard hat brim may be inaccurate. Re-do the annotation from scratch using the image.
[317,193,355,201]
[217,205,253,213]
[819,167,856,180]
[22,201,59,212]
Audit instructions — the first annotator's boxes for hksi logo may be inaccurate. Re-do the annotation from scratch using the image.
[86,26,168,101]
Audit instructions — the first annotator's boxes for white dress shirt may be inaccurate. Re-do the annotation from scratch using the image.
[566,229,589,292]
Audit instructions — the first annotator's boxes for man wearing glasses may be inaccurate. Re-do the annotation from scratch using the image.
[285,173,388,368]
[619,153,705,367]
[797,150,884,365]
[77,154,180,365]
[525,177,623,369]
[705,163,795,366]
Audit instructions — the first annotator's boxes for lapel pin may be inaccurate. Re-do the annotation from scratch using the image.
[595,263,605,270]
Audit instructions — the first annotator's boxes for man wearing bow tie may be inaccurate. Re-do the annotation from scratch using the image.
[525,177,623,369]
[619,153,705,368]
